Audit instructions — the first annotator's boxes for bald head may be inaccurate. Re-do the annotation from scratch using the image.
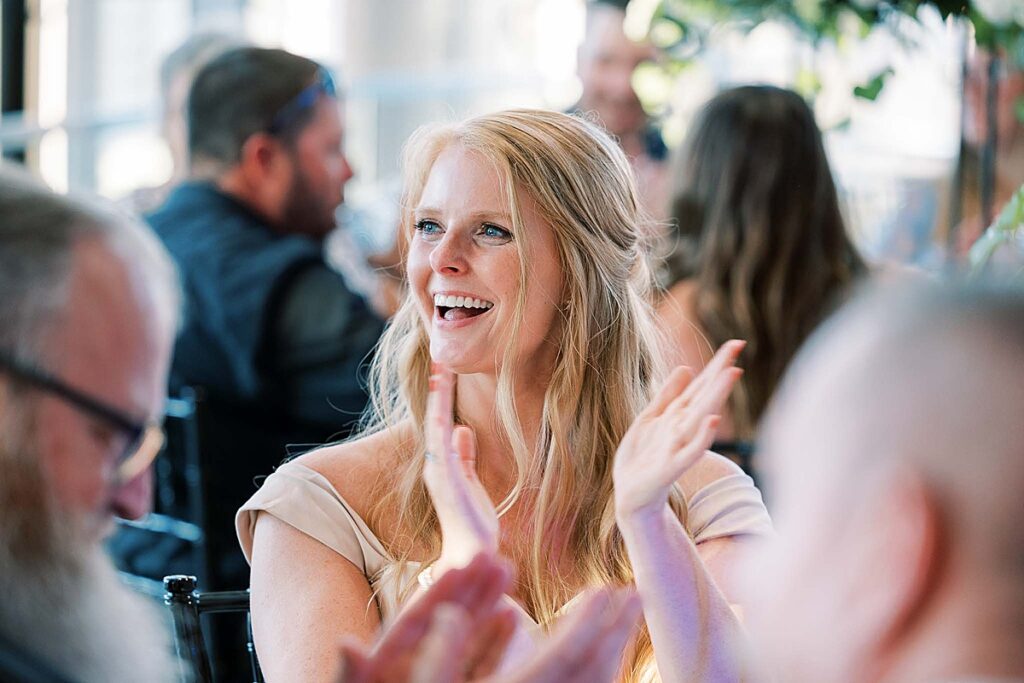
[767,283,1024,566]
[745,281,1024,683]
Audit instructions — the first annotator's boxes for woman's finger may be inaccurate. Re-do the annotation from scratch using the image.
[641,366,695,419]
[426,363,455,460]
[668,415,720,480]
[672,367,742,442]
[453,424,479,483]
[573,591,643,683]
[678,339,745,405]
[335,639,372,683]
[458,555,513,619]
[410,605,473,683]
[464,605,518,678]
[371,558,483,663]
[546,588,616,667]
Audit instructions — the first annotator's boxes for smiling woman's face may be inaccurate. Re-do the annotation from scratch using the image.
[407,143,564,376]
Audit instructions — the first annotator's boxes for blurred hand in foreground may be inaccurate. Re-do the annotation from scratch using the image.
[337,564,642,683]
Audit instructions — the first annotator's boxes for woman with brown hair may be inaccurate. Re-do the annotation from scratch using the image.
[658,85,867,455]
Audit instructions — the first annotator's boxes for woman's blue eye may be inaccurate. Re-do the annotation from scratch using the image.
[415,220,442,236]
[481,224,511,240]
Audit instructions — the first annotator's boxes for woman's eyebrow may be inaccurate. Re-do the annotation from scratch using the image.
[413,206,513,223]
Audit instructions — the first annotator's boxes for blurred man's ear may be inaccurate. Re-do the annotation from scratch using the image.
[238,132,291,188]
[840,466,945,676]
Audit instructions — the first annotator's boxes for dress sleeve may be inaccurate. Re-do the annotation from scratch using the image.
[687,472,773,543]
[235,461,391,577]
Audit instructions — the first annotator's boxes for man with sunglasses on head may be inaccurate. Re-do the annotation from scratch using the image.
[0,165,180,682]
[145,47,385,601]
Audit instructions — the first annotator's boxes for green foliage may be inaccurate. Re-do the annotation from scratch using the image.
[854,68,895,100]
[648,1,1024,85]
[970,183,1024,274]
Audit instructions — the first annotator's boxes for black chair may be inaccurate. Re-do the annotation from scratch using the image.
[110,388,209,597]
[163,575,264,683]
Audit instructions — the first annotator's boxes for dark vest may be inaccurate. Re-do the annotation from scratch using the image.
[147,182,323,404]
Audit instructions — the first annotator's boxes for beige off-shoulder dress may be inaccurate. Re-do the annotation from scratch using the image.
[236,459,772,624]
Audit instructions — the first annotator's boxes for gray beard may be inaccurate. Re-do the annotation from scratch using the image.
[0,417,182,683]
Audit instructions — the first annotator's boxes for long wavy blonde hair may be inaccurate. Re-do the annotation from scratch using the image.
[364,109,683,681]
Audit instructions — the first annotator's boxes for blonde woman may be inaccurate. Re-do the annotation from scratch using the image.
[237,109,772,681]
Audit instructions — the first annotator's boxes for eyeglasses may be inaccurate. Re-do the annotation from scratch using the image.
[267,67,337,135]
[0,350,165,485]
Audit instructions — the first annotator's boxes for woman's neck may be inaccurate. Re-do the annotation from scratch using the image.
[454,370,548,495]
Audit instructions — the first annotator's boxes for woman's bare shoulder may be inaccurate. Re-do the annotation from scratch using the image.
[290,424,415,520]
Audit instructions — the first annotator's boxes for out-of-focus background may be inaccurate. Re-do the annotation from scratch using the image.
[0,0,1019,265]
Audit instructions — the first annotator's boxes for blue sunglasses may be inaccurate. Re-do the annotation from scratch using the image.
[267,67,338,135]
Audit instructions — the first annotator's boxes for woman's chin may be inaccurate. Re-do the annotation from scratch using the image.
[429,342,499,376]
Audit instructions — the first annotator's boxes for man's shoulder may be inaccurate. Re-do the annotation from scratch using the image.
[146,182,283,246]
[146,181,229,227]
[148,183,321,272]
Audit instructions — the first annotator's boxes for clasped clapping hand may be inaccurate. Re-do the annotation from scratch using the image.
[336,553,643,683]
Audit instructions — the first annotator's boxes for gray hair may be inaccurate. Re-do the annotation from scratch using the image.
[0,163,181,363]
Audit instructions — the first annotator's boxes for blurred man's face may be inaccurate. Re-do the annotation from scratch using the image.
[281,97,354,240]
[577,7,656,139]
[33,238,173,542]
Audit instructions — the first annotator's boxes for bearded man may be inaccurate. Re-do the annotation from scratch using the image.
[0,166,180,683]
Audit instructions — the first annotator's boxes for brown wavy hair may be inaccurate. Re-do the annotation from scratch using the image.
[663,85,867,439]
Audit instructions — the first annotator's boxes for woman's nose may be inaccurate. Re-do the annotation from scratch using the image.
[429,233,469,275]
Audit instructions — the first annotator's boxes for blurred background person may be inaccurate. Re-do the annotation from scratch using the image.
[0,165,179,683]
[745,281,1024,683]
[122,32,244,215]
[145,45,386,678]
[656,85,868,471]
[954,49,1024,256]
[573,0,669,218]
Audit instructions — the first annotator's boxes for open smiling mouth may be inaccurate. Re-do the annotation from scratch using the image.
[433,293,494,322]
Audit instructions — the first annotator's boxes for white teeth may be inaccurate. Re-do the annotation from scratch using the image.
[433,294,494,310]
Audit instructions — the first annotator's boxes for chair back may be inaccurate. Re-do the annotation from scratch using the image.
[110,389,208,598]
[163,575,263,683]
